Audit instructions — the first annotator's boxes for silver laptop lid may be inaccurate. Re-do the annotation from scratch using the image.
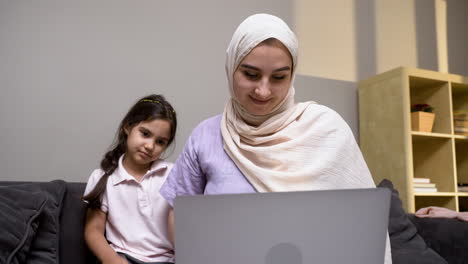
[174,188,390,264]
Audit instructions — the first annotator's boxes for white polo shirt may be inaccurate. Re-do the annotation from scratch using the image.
[84,155,174,263]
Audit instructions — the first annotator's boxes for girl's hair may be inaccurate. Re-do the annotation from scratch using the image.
[82,94,177,209]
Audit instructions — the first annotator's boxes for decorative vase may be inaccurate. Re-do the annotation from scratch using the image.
[411,111,435,132]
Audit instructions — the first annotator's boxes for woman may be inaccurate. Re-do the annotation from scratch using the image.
[160,13,391,263]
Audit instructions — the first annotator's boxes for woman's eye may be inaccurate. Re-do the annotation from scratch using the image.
[244,71,259,80]
[140,131,150,137]
[272,75,286,80]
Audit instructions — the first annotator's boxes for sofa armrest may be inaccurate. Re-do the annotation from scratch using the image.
[408,214,468,264]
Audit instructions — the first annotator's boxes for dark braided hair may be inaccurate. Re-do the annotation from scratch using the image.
[82,94,177,209]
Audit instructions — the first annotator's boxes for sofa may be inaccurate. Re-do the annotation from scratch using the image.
[0,179,467,264]
[0,180,96,264]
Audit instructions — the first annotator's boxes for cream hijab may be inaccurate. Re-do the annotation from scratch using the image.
[220,14,375,193]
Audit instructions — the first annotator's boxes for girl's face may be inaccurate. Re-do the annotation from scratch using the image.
[233,42,292,116]
[123,119,171,170]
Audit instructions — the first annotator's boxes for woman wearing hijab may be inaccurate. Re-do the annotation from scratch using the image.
[160,13,392,263]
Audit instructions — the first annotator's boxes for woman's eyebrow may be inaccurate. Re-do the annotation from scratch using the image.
[239,64,291,72]
[273,66,291,72]
[239,64,259,71]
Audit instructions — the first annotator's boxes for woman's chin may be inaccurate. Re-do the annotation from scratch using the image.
[247,108,272,116]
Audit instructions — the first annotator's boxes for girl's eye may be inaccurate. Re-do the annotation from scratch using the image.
[244,71,259,80]
[140,130,150,137]
[156,139,168,146]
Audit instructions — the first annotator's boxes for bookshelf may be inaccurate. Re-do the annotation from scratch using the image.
[359,67,468,213]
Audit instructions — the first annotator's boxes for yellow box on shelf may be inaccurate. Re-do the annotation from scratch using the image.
[411,111,435,133]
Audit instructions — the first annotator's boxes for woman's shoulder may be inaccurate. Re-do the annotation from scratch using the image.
[197,114,222,128]
[300,103,353,136]
[305,103,339,114]
[190,114,222,137]
[303,103,345,122]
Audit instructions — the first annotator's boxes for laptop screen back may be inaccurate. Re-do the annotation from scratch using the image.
[174,188,390,264]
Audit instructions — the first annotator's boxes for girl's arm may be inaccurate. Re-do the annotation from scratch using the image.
[84,208,128,264]
[168,207,175,246]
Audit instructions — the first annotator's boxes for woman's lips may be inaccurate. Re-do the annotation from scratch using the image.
[250,96,270,105]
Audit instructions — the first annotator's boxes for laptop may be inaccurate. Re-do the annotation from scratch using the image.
[174,188,390,264]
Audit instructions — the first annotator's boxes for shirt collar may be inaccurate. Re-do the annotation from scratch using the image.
[111,155,169,185]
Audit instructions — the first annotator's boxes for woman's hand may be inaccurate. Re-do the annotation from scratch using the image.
[456,212,468,221]
[415,206,459,219]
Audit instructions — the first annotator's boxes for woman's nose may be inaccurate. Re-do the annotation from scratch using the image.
[254,79,271,98]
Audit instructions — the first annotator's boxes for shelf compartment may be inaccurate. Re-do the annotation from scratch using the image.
[455,139,468,187]
[452,82,468,111]
[409,76,451,134]
[452,83,468,137]
[412,135,456,192]
[415,196,456,212]
[458,197,468,212]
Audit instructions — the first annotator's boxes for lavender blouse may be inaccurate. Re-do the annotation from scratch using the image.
[160,115,256,206]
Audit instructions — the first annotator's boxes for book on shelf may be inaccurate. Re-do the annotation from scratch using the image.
[413,182,436,188]
[454,111,468,136]
[413,177,430,184]
[454,127,468,135]
[414,187,438,193]
[458,183,468,192]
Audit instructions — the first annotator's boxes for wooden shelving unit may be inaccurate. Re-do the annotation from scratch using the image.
[358,67,468,213]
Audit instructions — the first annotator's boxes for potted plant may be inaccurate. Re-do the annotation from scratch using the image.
[411,103,435,132]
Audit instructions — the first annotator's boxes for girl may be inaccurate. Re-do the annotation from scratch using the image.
[83,94,177,264]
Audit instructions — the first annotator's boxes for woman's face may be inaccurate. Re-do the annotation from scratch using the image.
[233,42,292,116]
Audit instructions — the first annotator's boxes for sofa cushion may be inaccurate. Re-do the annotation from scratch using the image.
[59,182,95,264]
[27,180,67,264]
[0,186,47,264]
[377,179,448,264]
[1,180,68,264]
[409,214,468,264]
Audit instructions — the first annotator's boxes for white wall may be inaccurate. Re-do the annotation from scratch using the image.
[295,0,451,82]
[1,0,465,182]
[0,0,292,181]
[447,0,468,76]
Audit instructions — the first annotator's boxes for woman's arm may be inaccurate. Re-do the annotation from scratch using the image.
[415,206,468,221]
[457,212,468,221]
[84,208,128,264]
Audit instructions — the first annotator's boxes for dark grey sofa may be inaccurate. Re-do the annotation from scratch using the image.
[0,180,467,264]
[0,180,96,264]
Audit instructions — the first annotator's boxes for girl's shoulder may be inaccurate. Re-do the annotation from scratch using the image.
[151,159,174,173]
[83,168,107,196]
[87,168,106,183]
